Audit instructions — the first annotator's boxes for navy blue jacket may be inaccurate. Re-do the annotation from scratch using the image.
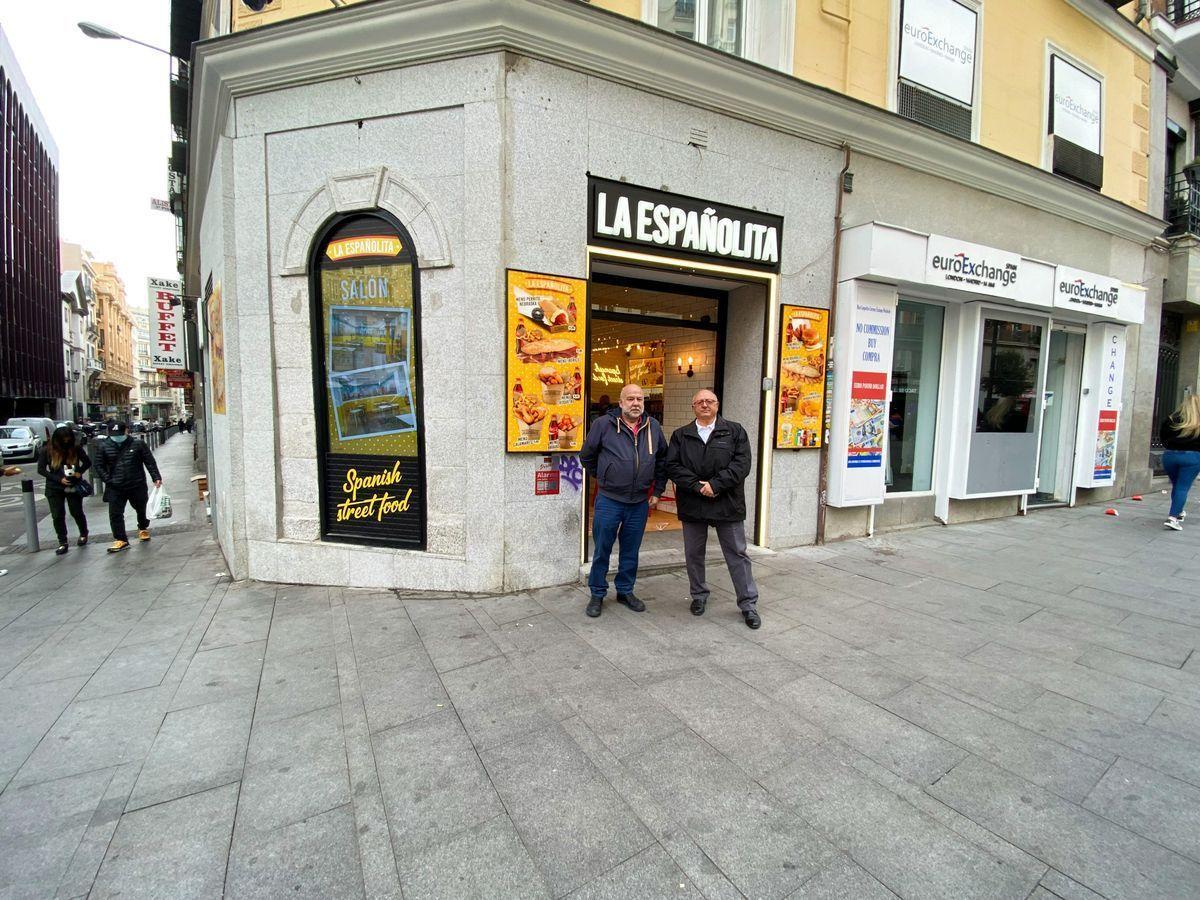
[580,408,667,504]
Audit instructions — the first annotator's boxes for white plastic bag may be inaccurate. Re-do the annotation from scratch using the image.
[148,485,172,519]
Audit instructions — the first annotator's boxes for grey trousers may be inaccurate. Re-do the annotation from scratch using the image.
[681,519,759,611]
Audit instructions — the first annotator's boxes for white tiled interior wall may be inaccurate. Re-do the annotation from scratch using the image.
[590,319,718,433]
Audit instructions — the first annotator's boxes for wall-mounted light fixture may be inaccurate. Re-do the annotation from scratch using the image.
[677,356,694,378]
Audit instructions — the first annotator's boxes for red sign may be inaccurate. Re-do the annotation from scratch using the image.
[1097,410,1118,432]
[850,371,887,401]
[535,467,560,496]
[165,373,193,388]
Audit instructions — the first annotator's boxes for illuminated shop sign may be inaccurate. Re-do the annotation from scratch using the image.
[588,177,783,273]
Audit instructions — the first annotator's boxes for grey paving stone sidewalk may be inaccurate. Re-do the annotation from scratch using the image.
[2,490,1200,898]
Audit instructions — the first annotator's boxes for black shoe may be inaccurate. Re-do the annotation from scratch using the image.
[616,593,645,612]
[586,596,603,618]
[690,597,706,616]
[742,609,761,630]
[55,544,68,556]
[77,534,88,546]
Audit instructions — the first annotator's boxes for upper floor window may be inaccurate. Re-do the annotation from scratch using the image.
[1047,52,1103,191]
[653,0,744,56]
[896,0,979,141]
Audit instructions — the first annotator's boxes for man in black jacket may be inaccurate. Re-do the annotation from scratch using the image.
[579,384,667,618]
[93,421,162,553]
[665,389,761,629]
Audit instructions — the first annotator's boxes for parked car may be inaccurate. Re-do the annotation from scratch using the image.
[0,426,41,463]
[6,417,55,447]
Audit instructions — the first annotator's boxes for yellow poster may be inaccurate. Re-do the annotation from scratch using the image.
[506,269,587,453]
[776,305,828,448]
[320,262,417,458]
[207,282,226,416]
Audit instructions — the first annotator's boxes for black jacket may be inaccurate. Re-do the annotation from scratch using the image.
[579,408,667,504]
[93,438,161,500]
[1160,415,1200,452]
[666,417,752,524]
[37,446,92,496]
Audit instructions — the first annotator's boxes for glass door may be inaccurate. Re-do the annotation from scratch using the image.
[1034,328,1085,505]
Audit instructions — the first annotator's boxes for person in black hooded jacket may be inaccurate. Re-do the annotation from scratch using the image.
[665,389,761,629]
[93,421,162,552]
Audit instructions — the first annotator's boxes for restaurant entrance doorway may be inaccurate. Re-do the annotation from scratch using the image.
[586,271,728,551]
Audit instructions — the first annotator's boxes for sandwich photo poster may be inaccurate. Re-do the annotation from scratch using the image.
[506,269,588,453]
[776,305,828,449]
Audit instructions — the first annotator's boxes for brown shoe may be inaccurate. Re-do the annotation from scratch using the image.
[138,529,151,542]
[107,540,130,553]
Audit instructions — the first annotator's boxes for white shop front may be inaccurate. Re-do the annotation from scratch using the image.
[829,222,1145,525]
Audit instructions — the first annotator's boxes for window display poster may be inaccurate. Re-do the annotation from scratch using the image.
[320,263,418,458]
[1093,410,1117,482]
[206,280,226,416]
[315,218,425,550]
[1051,56,1102,156]
[507,269,588,453]
[776,305,828,449]
[899,0,978,106]
[827,282,898,507]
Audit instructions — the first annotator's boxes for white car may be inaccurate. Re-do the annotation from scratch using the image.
[0,426,40,463]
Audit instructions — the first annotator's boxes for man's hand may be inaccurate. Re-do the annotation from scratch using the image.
[648,496,658,508]
[699,481,715,498]
[154,480,163,488]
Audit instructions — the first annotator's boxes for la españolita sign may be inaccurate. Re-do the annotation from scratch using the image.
[588,177,783,272]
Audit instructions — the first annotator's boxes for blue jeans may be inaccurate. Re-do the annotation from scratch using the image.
[589,494,649,598]
[1163,450,1200,518]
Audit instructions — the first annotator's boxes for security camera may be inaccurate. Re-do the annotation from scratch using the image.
[240,0,271,11]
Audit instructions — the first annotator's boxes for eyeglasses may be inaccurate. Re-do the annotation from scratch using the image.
[692,399,717,406]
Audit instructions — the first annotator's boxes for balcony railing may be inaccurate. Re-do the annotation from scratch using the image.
[1170,0,1200,24]
[1166,172,1200,237]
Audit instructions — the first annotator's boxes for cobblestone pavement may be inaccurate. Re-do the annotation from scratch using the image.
[1,491,1199,898]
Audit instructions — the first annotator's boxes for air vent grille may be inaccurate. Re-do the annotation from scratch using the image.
[1051,136,1103,191]
[897,80,972,141]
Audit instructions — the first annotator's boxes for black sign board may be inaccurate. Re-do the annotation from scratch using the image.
[587,176,784,273]
[310,213,426,550]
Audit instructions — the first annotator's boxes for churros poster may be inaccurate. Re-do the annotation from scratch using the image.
[775,305,828,448]
[506,269,587,453]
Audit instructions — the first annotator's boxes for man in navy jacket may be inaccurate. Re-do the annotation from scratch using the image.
[579,384,667,618]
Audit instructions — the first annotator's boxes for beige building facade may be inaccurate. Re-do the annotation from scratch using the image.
[91,260,137,415]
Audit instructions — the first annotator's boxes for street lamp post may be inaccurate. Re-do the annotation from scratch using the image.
[77,22,172,56]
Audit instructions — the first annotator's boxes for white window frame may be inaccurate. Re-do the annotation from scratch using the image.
[887,0,984,142]
[642,0,794,69]
[1041,43,1105,170]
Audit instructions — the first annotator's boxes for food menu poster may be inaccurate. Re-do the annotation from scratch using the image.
[506,269,588,453]
[775,305,828,449]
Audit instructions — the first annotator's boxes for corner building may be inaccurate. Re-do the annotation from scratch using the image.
[184,0,1165,591]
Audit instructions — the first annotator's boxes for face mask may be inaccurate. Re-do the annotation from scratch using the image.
[110,435,127,444]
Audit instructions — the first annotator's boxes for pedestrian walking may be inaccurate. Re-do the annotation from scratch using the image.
[666,389,761,628]
[578,383,667,618]
[1161,393,1200,531]
[93,421,162,553]
[37,426,91,555]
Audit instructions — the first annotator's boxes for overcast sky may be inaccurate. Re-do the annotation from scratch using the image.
[2,1,175,311]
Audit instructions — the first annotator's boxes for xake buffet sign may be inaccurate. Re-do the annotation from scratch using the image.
[588,177,783,273]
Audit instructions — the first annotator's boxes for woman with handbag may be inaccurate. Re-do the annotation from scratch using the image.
[38,426,91,555]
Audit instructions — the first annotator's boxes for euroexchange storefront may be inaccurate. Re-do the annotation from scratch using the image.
[824,222,1147,537]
